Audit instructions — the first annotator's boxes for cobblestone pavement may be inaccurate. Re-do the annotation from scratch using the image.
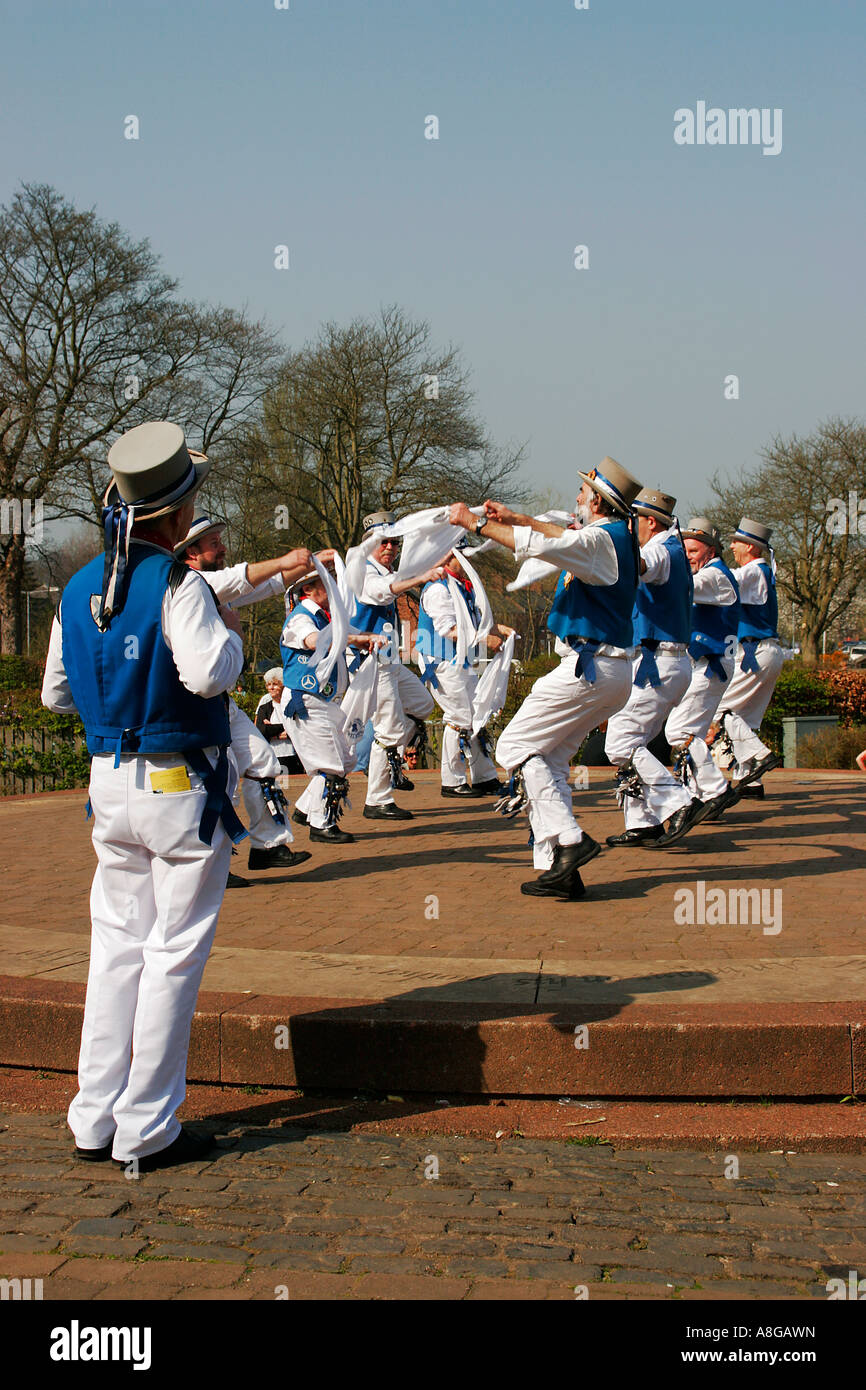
[2,1112,864,1300]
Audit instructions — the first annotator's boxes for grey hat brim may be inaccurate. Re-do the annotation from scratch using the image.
[103,455,210,519]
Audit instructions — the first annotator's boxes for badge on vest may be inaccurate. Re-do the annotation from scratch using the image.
[149,766,192,794]
[301,674,317,691]
[89,594,103,627]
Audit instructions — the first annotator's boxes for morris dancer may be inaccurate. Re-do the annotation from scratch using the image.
[415,538,511,798]
[450,455,642,899]
[280,566,382,843]
[351,512,441,822]
[42,422,243,1170]
[662,517,741,829]
[604,488,695,847]
[175,510,315,874]
[709,518,784,805]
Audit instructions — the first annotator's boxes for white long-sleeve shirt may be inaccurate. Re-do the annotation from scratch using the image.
[41,540,244,716]
[511,518,633,659]
[640,525,679,587]
[199,562,285,609]
[692,561,738,606]
[730,558,769,605]
[421,578,479,638]
[358,557,398,608]
[512,519,618,586]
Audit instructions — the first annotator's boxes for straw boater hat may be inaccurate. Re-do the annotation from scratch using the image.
[577,457,642,516]
[287,563,336,601]
[632,487,676,526]
[730,517,772,552]
[173,513,225,557]
[681,516,722,552]
[98,422,208,629]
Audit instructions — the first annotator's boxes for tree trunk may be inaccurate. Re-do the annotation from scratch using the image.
[0,537,25,655]
[800,626,820,667]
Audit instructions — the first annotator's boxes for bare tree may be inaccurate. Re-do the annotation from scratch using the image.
[0,183,280,652]
[232,306,527,555]
[706,418,866,665]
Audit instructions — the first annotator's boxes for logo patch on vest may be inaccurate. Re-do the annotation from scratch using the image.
[301,674,317,691]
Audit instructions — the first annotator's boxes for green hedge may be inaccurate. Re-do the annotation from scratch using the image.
[759,665,834,755]
[0,655,45,691]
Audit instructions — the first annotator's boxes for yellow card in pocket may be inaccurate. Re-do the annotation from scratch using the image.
[150,766,192,794]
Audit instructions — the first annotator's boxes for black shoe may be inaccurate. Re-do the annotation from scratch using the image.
[441,784,481,798]
[606,826,664,847]
[226,871,250,889]
[248,845,312,871]
[309,824,355,843]
[521,870,586,900]
[649,803,698,848]
[734,752,782,788]
[474,779,506,796]
[691,786,740,825]
[739,782,765,799]
[394,774,415,792]
[292,809,309,826]
[74,1141,114,1162]
[539,836,601,887]
[363,803,413,820]
[114,1127,216,1173]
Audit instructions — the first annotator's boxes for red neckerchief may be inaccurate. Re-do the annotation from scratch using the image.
[445,565,473,597]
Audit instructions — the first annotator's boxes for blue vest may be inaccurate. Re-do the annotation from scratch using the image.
[416,576,480,667]
[547,520,638,649]
[352,561,398,635]
[738,561,778,640]
[280,604,337,702]
[688,558,741,660]
[61,548,231,758]
[633,534,693,645]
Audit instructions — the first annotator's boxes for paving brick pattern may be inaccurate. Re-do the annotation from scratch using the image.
[1,1112,864,1300]
[1,773,862,979]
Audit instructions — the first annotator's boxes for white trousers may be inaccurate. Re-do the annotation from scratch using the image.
[604,648,693,829]
[229,699,292,849]
[366,662,434,805]
[68,749,235,1160]
[664,654,734,801]
[496,652,633,870]
[286,696,356,828]
[715,640,784,769]
[430,662,498,787]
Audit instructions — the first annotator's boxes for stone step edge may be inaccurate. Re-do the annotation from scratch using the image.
[1,976,862,1098]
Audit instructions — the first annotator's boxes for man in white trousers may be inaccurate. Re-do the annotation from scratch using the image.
[175,512,319,875]
[604,488,695,847]
[42,421,245,1171]
[710,518,784,803]
[663,517,741,828]
[280,568,382,842]
[351,512,441,822]
[415,540,511,798]
[450,455,643,899]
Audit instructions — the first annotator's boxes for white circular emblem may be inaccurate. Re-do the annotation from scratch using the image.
[301,674,317,690]
[297,654,309,665]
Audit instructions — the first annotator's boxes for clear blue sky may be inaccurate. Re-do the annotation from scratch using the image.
[2,0,863,516]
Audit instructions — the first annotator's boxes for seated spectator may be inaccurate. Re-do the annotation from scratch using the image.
[255,668,304,774]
